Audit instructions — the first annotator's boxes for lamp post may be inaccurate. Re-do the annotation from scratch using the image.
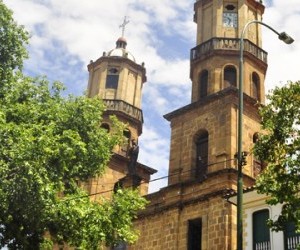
[237,20,294,250]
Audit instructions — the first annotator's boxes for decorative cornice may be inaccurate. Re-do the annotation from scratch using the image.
[138,189,227,218]
[138,168,255,218]
[164,86,261,121]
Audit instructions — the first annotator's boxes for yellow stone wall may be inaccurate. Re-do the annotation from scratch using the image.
[130,175,241,250]
[167,90,261,186]
[191,55,266,103]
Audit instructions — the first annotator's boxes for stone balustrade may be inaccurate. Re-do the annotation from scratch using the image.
[191,37,268,63]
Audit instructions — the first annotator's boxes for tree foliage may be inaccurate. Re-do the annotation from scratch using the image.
[254,81,300,233]
[0,1,147,249]
[0,0,29,82]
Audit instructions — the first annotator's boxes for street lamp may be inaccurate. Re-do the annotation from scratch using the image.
[237,20,294,250]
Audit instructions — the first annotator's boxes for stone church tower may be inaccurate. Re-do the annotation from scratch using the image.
[131,0,267,249]
[85,32,156,199]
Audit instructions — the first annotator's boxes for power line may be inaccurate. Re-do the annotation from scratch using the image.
[60,158,236,203]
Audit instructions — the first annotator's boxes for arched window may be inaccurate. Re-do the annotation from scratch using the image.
[111,241,127,250]
[253,132,259,143]
[100,123,110,132]
[252,72,260,100]
[253,132,262,177]
[199,70,208,99]
[224,65,237,87]
[106,67,119,89]
[122,129,131,154]
[283,214,300,249]
[195,131,209,180]
[253,209,270,249]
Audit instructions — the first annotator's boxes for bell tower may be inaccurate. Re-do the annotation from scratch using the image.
[165,0,267,185]
[131,1,272,250]
[191,0,266,102]
[85,20,156,198]
[87,36,146,144]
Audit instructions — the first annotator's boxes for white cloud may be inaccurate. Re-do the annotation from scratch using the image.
[262,1,300,92]
[4,1,51,30]
[138,125,170,193]
[150,59,190,86]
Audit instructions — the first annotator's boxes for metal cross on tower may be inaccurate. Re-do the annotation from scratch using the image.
[119,16,129,37]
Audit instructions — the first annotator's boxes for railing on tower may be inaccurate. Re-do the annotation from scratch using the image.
[190,37,268,63]
[103,99,143,123]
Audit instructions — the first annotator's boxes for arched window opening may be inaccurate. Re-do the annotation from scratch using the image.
[122,129,131,154]
[253,132,259,143]
[253,132,262,177]
[252,72,260,100]
[253,209,270,249]
[224,65,237,87]
[195,131,209,180]
[100,123,110,132]
[283,211,300,249]
[106,67,119,89]
[199,70,208,99]
[111,241,127,250]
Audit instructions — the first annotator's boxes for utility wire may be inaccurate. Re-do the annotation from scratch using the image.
[60,158,236,203]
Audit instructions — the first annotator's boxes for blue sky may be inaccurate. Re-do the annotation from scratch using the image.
[3,0,300,193]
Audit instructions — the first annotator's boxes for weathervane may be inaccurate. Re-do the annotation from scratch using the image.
[119,16,129,37]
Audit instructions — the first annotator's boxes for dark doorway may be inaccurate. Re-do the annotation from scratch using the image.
[188,218,202,250]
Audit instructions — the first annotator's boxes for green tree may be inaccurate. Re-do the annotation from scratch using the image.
[0,1,147,249]
[0,0,29,82]
[254,81,300,234]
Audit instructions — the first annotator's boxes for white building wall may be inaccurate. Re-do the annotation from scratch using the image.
[243,191,285,250]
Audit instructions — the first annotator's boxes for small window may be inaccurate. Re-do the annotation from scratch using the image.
[100,123,110,132]
[225,4,235,11]
[188,218,202,250]
[224,66,237,87]
[106,68,119,89]
[253,132,259,143]
[253,209,270,250]
[111,242,127,250]
[199,70,208,99]
[122,130,131,154]
[252,72,260,100]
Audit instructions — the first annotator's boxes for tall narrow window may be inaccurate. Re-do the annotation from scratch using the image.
[253,209,270,250]
[195,131,208,180]
[188,218,202,250]
[252,72,260,100]
[224,65,237,87]
[106,67,119,89]
[122,130,131,154]
[253,132,262,177]
[284,221,300,250]
[199,70,208,99]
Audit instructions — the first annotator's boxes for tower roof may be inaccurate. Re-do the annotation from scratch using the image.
[107,37,136,62]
